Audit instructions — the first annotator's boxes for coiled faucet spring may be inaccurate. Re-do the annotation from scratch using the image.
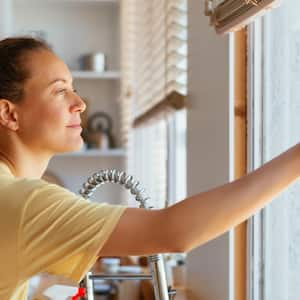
[79,169,151,209]
[79,169,172,300]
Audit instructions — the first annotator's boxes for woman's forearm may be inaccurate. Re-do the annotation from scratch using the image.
[166,143,300,252]
[99,143,300,256]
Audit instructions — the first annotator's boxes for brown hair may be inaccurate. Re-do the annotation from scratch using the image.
[0,37,52,103]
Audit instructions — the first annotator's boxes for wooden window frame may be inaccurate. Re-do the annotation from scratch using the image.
[234,28,247,300]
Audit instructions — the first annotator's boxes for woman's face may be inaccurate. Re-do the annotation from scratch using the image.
[16,49,86,155]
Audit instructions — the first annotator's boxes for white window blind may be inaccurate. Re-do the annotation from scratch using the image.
[134,0,187,117]
[120,0,135,147]
[205,0,281,34]
[120,0,187,209]
[120,0,187,142]
[127,0,187,125]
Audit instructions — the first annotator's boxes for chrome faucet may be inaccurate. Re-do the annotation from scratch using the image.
[78,169,174,300]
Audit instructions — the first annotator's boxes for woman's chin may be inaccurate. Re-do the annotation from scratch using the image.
[59,139,85,153]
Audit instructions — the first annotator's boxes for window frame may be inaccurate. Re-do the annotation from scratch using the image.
[167,109,187,206]
[247,18,266,300]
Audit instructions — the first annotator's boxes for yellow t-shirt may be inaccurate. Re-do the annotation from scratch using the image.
[0,162,127,299]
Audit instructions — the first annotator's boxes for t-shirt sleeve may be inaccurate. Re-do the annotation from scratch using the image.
[17,179,126,283]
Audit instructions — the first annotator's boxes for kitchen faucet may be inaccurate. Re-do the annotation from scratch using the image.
[77,169,175,300]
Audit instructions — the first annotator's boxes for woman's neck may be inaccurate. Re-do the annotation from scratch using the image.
[0,143,52,179]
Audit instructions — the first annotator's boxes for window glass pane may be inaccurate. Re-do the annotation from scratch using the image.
[130,119,167,209]
[167,109,187,206]
[258,1,300,298]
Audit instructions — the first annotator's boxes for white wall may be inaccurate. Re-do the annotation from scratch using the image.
[13,1,120,70]
[186,0,234,299]
[0,0,13,39]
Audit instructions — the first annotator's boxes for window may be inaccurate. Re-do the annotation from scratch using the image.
[248,1,300,299]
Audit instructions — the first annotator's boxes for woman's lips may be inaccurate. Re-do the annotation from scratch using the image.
[67,124,82,130]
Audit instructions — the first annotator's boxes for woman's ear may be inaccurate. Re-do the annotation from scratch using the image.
[0,100,19,131]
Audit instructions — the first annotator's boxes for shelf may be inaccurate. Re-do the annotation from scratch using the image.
[54,149,126,158]
[72,71,121,80]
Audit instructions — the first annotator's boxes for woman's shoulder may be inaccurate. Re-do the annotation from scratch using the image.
[0,175,84,210]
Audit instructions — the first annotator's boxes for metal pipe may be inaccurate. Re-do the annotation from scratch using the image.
[89,274,152,280]
[79,169,170,300]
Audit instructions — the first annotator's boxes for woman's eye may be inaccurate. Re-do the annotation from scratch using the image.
[54,88,77,95]
[56,89,67,94]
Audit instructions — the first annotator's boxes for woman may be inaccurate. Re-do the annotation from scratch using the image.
[0,36,299,299]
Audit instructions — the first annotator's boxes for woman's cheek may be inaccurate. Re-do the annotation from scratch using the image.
[43,106,65,124]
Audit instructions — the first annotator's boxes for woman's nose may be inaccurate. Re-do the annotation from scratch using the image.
[70,93,86,113]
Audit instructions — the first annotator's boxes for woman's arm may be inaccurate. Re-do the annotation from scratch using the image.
[99,143,300,257]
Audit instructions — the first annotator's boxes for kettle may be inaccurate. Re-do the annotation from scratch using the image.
[86,112,115,149]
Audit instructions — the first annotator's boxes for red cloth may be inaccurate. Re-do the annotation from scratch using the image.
[72,287,86,300]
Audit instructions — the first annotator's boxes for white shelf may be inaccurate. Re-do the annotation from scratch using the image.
[54,149,126,158]
[72,70,120,79]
